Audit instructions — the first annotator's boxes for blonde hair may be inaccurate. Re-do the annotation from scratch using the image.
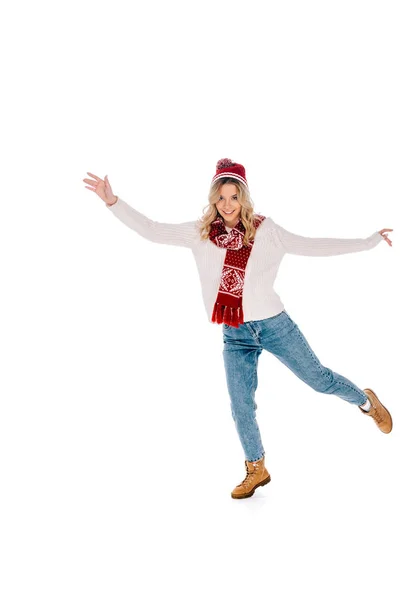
[197,177,262,247]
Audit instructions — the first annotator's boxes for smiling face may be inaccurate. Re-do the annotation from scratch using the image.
[216,183,242,228]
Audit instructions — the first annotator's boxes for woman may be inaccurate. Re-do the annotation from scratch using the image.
[83,158,393,500]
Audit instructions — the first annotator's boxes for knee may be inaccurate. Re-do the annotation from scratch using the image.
[311,366,336,393]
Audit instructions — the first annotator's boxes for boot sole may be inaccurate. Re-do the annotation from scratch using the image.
[364,388,393,433]
[231,475,271,499]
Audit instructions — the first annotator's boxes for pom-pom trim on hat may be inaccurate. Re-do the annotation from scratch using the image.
[216,158,236,170]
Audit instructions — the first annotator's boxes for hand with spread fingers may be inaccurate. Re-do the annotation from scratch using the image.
[378,229,393,246]
[83,172,118,206]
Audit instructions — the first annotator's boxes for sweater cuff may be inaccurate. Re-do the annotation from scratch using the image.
[366,231,383,249]
[105,196,120,210]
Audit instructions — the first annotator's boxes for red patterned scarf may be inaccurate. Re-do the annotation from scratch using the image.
[209,214,266,328]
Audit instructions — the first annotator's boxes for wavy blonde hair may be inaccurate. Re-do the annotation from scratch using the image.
[197,177,263,247]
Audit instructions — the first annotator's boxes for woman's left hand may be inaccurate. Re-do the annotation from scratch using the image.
[379,228,393,246]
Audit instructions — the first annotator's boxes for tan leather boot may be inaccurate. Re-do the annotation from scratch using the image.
[231,456,271,499]
[360,388,393,433]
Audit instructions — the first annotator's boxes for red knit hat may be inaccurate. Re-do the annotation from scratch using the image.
[211,158,249,189]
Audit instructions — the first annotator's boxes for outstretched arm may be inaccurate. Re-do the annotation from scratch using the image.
[272,220,384,257]
[106,196,198,249]
[83,172,198,249]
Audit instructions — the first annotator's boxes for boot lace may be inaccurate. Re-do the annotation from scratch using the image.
[373,409,384,424]
[240,465,259,486]
[368,401,384,424]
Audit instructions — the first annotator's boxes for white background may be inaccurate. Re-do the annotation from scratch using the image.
[1,1,399,598]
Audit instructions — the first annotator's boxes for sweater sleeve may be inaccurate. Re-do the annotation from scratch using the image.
[105,197,198,249]
[272,221,383,257]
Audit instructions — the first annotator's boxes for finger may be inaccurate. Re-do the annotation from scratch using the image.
[84,186,96,191]
[87,172,102,181]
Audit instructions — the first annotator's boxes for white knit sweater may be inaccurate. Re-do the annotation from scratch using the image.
[106,197,383,324]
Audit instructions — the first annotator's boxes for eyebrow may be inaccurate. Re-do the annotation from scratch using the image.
[219,194,238,198]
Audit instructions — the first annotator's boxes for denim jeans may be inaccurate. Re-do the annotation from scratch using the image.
[222,310,369,462]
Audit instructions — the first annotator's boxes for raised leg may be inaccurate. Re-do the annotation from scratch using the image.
[263,313,368,406]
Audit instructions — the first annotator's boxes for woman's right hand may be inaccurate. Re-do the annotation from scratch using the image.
[83,172,118,206]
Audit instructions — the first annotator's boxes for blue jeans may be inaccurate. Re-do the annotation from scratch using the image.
[222,310,369,462]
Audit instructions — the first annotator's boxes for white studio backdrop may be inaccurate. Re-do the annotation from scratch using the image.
[1,1,399,599]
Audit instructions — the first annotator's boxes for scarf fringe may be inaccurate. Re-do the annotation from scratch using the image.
[212,302,244,328]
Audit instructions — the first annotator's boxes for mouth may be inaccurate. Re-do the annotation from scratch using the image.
[222,210,235,215]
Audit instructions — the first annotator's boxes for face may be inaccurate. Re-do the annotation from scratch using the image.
[216,183,241,227]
